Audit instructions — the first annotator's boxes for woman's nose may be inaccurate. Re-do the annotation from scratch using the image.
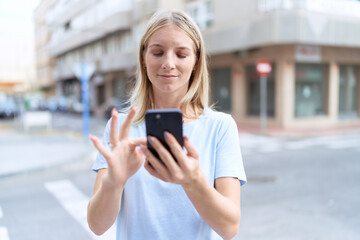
[162,53,176,70]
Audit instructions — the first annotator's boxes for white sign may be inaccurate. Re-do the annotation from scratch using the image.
[72,62,95,80]
[295,45,321,63]
[256,63,272,74]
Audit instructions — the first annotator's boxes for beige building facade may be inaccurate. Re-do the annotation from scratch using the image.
[204,0,360,129]
[34,0,57,97]
[38,0,360,129]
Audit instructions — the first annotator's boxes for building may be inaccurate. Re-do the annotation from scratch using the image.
[34,0,57,97]
[40,0,360,129]
[203,0,360,129]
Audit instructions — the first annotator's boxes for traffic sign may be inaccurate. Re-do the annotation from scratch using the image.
[255,59,272,133]
[72,62,95,140]
[256,59,272,78]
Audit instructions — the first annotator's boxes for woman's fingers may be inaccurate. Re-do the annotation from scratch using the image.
[140,144,172,180]
[119,106,137,140]
[147,136,179,173]
[130,138,147,148]
[164,132,188,168]
[144,160,167,182]
[89,135,112,162]
[183,135,199,159]
[109,108,119,149]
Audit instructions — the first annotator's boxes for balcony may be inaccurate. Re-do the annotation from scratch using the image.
[258,0,360,18]
[99,50,137,73]
[48,0,132,56]
[52,62,75,80]
[204,0,360,54]
[46,0,98,27]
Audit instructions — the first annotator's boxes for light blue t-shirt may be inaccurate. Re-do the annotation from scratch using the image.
[92,108,247,240]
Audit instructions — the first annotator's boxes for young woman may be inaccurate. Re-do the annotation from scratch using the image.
[87,9,246,240]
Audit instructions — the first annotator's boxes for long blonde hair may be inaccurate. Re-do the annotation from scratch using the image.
[129,9,209,124]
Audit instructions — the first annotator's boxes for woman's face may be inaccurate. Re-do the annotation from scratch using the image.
[144,25,197,98]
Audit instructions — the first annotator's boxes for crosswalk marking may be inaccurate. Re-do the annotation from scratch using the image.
[239,134,360,153]
[0,226,10,240]
[0,206,3,219]
[44,180,116,240]
[325,138,360,149]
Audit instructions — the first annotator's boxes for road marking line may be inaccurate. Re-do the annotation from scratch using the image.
[0,226,10,240]
[325,139,360,149]
[0,206,3,218]
[44,179,116,240]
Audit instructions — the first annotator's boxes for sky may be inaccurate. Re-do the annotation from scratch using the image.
[0,0,40,82]
[0,0,40,34]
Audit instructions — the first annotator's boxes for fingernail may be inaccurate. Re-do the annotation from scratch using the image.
[148,136,154,144]
[140,145,146,152]
[164,131,170,140]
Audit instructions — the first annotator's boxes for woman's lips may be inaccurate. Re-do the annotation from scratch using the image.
[158,74,177,79]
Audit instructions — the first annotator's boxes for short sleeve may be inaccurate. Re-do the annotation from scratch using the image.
[92,119,112,172]
[215,115,247,186]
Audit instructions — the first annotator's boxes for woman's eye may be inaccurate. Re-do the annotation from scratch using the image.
[177,54,187,58]
[153,52,163,56]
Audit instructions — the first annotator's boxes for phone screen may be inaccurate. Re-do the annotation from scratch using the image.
[145,109,183,161]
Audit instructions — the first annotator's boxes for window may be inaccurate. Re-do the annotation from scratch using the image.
[186,0,214,29]
[339,65,359,119]
[295,63,327,117]
[211,68,231,112]
[246,64,276,117]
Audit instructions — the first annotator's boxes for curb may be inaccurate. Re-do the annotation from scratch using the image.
[0,121,96,179]
[0,145,96,179]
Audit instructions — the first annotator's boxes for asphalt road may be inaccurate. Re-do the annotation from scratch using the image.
[0,113,359,240]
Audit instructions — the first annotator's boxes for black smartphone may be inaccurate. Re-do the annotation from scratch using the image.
[145,109,183,161]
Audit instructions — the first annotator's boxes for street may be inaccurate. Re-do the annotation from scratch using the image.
[0,112,359,240]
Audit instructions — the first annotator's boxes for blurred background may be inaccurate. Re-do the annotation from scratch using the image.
[0,0,359,239]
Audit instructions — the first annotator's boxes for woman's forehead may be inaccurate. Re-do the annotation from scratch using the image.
[147,25,195,50]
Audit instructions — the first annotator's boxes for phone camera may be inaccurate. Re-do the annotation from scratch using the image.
[156,114,161,119]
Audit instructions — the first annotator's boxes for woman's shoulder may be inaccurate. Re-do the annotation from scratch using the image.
[202,108,234,123]
[192,108,236,130]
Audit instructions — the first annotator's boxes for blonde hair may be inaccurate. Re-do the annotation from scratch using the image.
[129,9,209,124]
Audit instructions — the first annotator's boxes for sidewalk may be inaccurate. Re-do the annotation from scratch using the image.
[237,122,360,138]
[0,122,95,178]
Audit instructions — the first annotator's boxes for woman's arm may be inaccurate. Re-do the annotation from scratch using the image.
[87,107,146,235]
[183,176,241,240]
[87,169,124,235]
[142,134,241,240]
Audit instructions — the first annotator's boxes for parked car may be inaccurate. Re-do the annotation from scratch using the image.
[0,98,21,118]
[47,97,58,112]
[57,96,70,112]
[68,98,83,114]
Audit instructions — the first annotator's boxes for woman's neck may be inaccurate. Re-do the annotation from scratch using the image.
[152,89,183,109]
[152,92,196,123]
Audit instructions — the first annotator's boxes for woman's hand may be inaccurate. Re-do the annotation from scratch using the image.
[90,106,146,189]
[141,132,201,187]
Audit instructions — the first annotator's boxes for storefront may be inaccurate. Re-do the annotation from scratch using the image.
[210,44,360,129]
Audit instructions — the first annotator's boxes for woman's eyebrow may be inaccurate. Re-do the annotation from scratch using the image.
[148,43,193,51]
[177,46,192,51]
[148,43,162,48]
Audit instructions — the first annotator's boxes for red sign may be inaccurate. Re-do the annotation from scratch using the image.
[256,59,272,77]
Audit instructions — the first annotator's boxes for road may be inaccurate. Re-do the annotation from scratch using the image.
[236,133,360,240]
[0,112,359,240]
